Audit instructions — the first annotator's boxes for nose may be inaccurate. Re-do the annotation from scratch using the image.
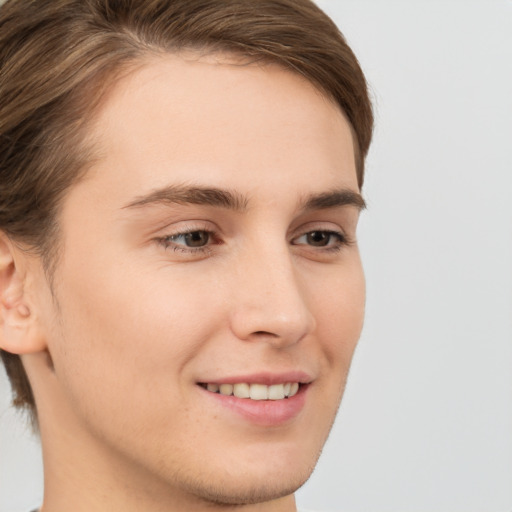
[229,244,316,348]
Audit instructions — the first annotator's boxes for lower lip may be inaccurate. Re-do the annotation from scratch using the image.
[198,385,308,426]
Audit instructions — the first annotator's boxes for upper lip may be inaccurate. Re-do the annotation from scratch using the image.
[197,371,313,386]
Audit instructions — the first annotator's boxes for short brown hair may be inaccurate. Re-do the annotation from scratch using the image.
[0,0,373,422]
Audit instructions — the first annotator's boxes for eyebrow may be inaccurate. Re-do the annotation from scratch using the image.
[123,184,365,212]
[123,185,249,211]
[299,189,366,212]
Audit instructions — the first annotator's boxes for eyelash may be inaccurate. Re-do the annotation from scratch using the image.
[291,230,350,252]
[156,229,218,255]
[155,228,351,255]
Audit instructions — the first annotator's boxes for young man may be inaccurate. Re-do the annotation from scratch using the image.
[0,1,373,511]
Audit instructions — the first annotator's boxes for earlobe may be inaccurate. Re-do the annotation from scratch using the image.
[0,234,47,355]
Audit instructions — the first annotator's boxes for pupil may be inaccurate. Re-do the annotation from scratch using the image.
[307,231,329,246]
[185,231,209,247]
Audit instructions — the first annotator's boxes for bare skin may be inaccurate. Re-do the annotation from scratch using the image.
[0,53,365,512]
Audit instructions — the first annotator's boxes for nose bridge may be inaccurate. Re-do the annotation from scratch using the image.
[229,237,316,345]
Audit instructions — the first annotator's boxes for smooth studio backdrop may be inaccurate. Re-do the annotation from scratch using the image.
[1,1,511,511]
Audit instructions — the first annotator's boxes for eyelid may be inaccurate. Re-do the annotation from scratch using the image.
[152,219,217,239]
[290,220,346,238]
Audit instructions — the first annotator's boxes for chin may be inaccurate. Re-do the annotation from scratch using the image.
[185,466,313,507]
[171,439,322,507]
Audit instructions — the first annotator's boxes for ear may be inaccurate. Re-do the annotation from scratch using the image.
[0,233,47,354]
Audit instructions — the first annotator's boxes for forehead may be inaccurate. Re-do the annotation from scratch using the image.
[80,53,358,204]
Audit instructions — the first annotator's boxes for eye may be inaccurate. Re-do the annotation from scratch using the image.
[157,229,216,253]
[292,230,346,249]
[171,230,210,248]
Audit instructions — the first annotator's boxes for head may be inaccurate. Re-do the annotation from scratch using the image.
[0,0,372,508]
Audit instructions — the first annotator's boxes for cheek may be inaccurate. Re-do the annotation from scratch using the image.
[47,262,224,419]
[313,261,365,367]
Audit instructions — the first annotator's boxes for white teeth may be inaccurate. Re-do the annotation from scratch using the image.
[249,383,269,400]
[233,383,250,398]
[219,383,233,396]
[204,382,301,400]
[268,384,285,400]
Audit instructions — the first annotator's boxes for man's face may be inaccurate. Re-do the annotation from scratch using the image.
[34,54,365,506]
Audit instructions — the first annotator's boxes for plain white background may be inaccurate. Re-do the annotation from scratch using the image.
[1,1,511,511]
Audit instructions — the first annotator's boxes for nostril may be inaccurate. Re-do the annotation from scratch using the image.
[229,295,315,346]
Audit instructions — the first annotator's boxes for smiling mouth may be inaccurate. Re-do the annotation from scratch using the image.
[199,382,301,400]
